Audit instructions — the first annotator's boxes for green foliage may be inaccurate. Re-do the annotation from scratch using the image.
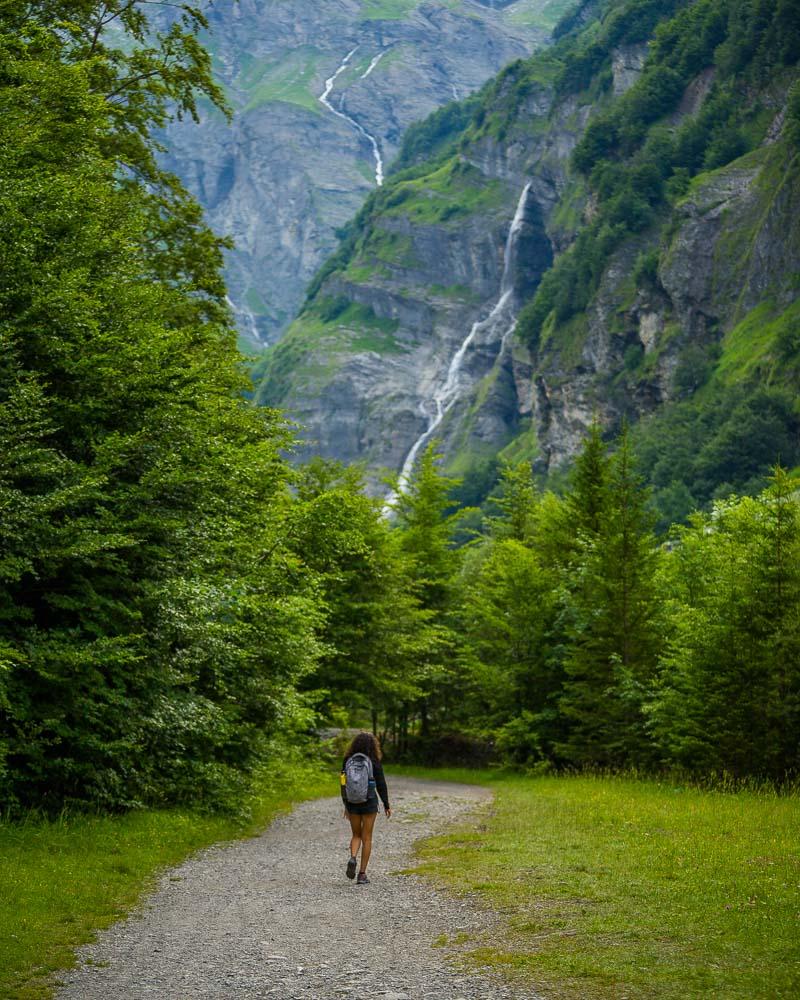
[458,533,563,763]
[520,0,800,349]
[389,95,480,175]
[383,445,464,745]
[632,247,661,288]
[633,384,800,521]
[558,427,661,767]
[438,416,800,781]
[0,4,322,813]
[486,461,540,543]
[285,459,440,729]
[391,444,462,611]
[555,0,685,97]
[649,469,800,779]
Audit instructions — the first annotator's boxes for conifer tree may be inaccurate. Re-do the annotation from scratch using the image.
[0,4,322,812]
[651,469,800,778]
[286,459,439,735]
[566,421,610,539]
[389,443,461,742]
[392,443,460,612]
[487,461,539,543]
[559,426,660,767]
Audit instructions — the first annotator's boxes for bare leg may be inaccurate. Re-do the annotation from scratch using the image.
[348,812,363,859]
[359,812,377,873]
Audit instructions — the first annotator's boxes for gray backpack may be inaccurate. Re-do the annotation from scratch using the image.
[344,752,374,803]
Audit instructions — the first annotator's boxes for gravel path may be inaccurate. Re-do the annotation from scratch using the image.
[56,777,541,1000]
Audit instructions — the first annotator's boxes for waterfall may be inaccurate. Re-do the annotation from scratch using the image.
[385,182,532,508]
[319,48,385,187]
[361,51,387,79]
[226,295,261,344]
[319,45,359,108]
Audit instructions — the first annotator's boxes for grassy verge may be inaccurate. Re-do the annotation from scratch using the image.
[392,766,800,999]
[0,762,335,1000]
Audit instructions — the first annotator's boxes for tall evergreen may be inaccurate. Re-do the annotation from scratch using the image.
[286,459,438,735]
[650,470,800,778]
[0,3,321,812]
[392,443,461,612]
[559,427,660,767]
[458,466,566,763]
[566,421,610,539]
[487,461,539,543]
[390,444,461,741]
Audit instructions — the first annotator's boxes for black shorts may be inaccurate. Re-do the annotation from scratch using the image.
[346,796,379,815]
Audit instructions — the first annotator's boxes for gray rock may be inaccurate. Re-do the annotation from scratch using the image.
[161,0,554,346]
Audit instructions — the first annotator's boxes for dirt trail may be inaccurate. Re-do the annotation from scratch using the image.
[57,777,540,999]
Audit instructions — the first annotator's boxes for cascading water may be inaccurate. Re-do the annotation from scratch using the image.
[226,295,261,344]
[319,47,385,187]
[361,51,387,79]
[385,182,532,508]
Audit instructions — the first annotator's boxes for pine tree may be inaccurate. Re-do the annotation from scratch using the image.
[566,421,610,539]
[392,443,460,612]
[651,469,800,778]
[460,536,562,763]
[559,426,661,767]
[0,5,322,812]
[488,461,539,543]
[286,459,439,734]
[389,443,461,743]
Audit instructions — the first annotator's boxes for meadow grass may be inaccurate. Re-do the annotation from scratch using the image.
[0,763,335,1000]
[393,766,800,999]
[360,0,422,20]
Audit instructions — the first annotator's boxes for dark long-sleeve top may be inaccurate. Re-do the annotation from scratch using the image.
[340,756,390,809]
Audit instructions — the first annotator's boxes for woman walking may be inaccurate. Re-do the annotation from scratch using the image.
[340,732,391,885]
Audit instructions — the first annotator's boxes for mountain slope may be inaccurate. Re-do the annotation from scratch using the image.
[256,0,800,510]
[161,0,569,346]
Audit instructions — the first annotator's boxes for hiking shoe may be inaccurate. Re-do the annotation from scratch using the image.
[346,856,357,880]
[356,872,370,885]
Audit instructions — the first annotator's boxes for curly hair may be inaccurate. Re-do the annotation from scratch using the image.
[344,731,382,764]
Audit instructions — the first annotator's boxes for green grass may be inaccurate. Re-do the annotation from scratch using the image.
[360,0,423,20]
[0,762,335,1000]
[343,262,387,283]
[715,299,800,384]
[497,418,539,465]
[382,156,507,226]
[392,767,800,999]
[367,226,418,266]
[238,48,322,114]
[505,0,579,30]
[256,295,405,404]
[244,286,268,314]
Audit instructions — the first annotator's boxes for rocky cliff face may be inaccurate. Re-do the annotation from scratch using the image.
[255,49,585,481]
[531,139,800,473]
[256,0,800,497]
[161,0,562,347]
